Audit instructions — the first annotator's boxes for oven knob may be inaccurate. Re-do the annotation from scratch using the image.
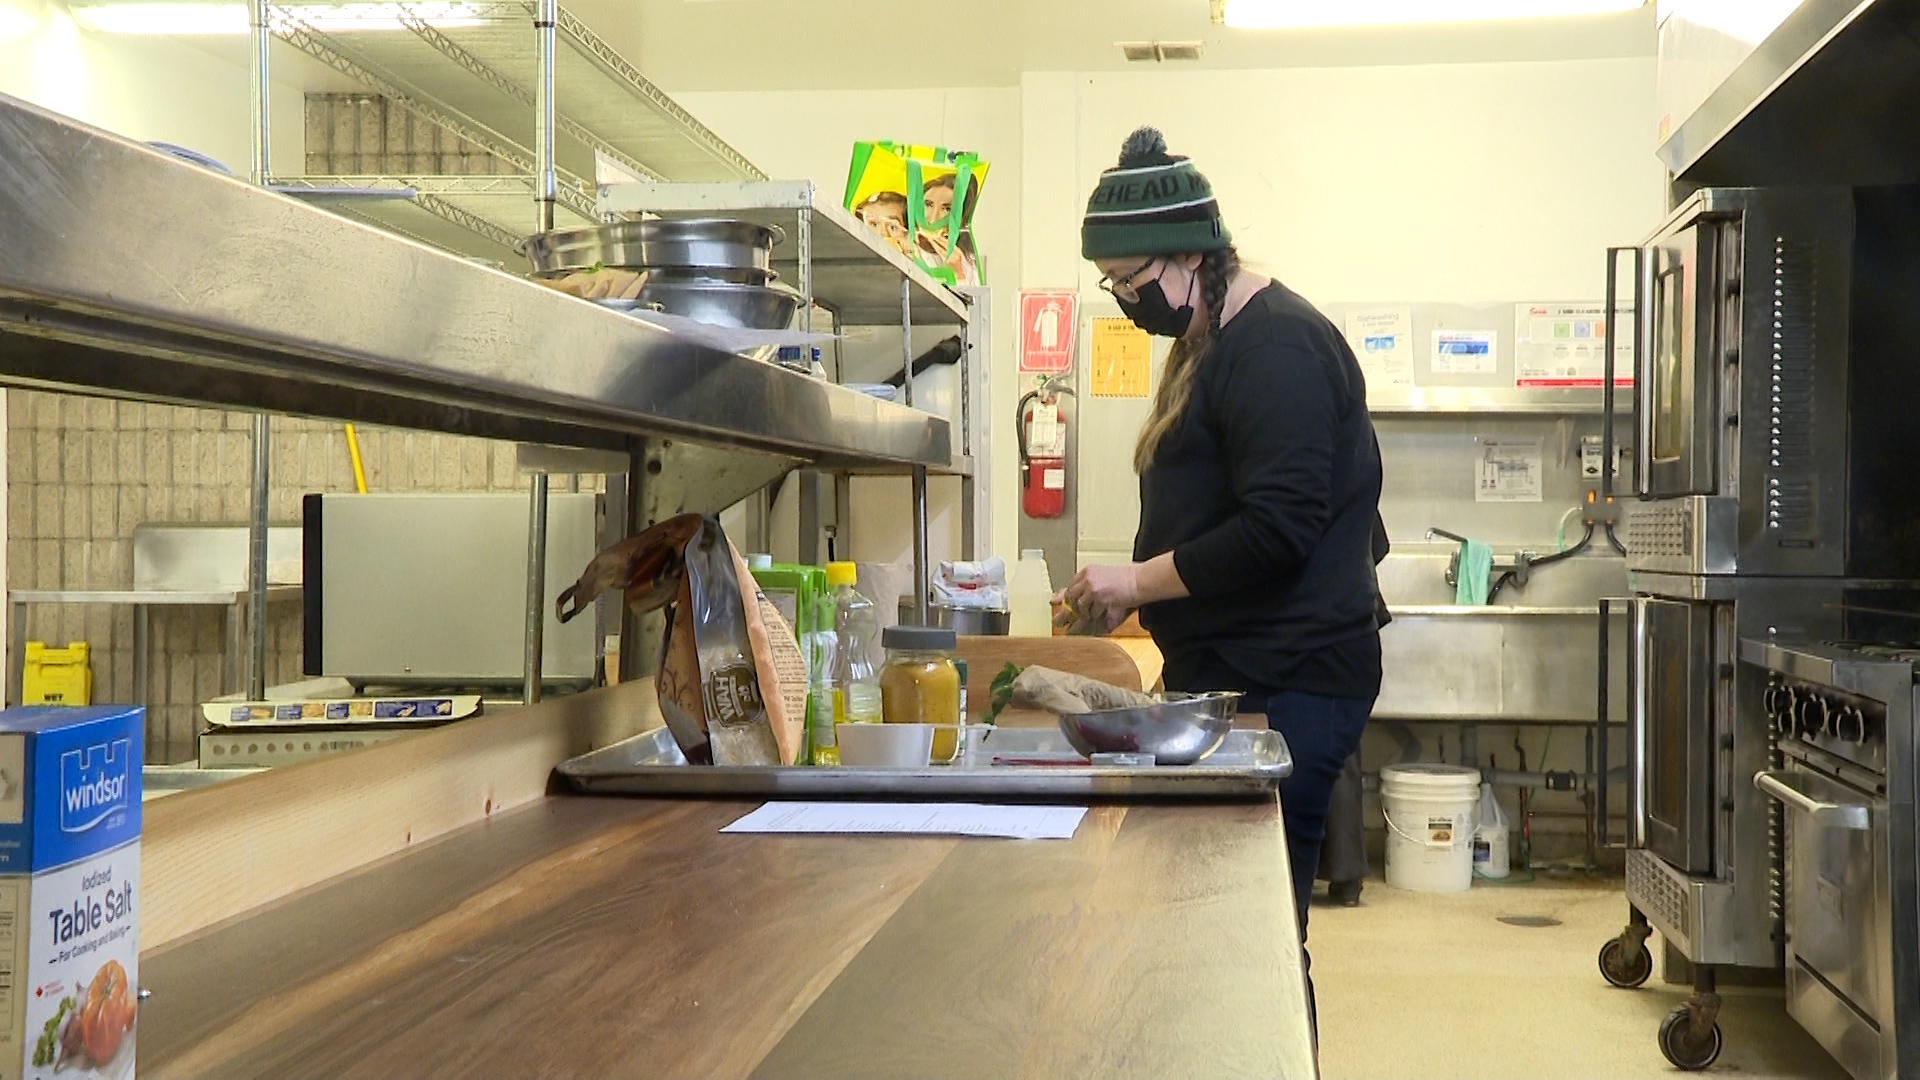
[1836,707,1867,746]
[1766,685,1794,734]
[1797,693,1828,739]
[1775,686,1799,734]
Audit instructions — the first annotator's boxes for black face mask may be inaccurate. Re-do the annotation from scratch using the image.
[1115,267,1196,338]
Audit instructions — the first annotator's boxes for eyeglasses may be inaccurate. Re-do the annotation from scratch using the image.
[1097,257,1161,304]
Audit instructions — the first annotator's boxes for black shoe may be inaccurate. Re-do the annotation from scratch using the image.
[1326,879,1363,907]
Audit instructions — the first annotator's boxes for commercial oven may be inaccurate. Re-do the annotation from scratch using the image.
[1743,638,1920,1080]
[1623,186,1920,580]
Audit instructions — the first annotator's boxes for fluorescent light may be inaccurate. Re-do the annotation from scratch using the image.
[71,3,246,33]
[70,2,485,35]
[1218,0,1646,28]
[0,6,33,37]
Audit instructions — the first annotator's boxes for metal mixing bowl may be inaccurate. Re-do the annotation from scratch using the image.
[1054,691,1242,766]
[523,218,781,275]
[631,279,802,331]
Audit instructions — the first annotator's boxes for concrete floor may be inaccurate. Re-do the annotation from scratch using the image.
[1310,875,1850,1079]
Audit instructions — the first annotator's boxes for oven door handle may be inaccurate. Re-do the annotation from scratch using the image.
[1753,770,1872,830]
[1627,597,1648,848]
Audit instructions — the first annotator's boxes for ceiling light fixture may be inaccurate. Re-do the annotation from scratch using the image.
[70,1,485,35]
[0,6,33,37]
[71,2,248,33]
[1211,0,1647,28]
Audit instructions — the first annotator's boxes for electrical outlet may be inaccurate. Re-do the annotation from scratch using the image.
[1580,436,1628,479]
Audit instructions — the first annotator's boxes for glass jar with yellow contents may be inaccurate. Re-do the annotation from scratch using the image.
[878,625,962,764]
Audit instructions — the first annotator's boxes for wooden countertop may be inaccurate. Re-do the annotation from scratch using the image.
[139,792,1315,1079]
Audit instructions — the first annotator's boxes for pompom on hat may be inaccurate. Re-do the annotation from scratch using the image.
[1081,126,1231,260]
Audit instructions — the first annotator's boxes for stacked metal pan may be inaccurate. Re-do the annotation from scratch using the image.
[523,218,801,333]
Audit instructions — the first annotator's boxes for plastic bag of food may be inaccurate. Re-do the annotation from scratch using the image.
[556,514,804,766]
[1009,665,1156,715]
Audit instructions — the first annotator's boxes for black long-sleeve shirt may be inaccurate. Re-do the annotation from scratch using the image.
[1135,280,1384,700]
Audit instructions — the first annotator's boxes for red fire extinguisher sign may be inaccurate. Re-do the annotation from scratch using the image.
[1019,291,1077,374]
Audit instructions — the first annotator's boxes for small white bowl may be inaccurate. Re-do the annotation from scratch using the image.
[836,723,934,768]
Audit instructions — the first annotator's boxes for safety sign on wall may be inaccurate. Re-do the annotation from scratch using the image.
[1089,318,1151,398]
[1018,290,1078,374]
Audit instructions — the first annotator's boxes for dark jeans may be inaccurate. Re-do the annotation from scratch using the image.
[1249,690,1373,1044]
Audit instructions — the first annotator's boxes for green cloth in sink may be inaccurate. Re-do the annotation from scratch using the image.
[1455,540,1493,605]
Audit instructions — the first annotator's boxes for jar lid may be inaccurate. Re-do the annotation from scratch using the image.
[883,625,957,651]
[826,561,858,586]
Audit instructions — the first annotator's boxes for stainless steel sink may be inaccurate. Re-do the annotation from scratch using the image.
[1375,548,1627,723]
[142,764,264,801]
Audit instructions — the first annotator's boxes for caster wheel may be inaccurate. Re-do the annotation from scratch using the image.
[1599,938,1653,988]
[1659,1006,1723,1071]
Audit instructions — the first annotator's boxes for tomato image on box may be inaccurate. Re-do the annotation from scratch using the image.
[0,705,142,1080]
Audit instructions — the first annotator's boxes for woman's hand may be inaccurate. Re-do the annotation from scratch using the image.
[1058,564,1144,619]
[1053,554,1192,635]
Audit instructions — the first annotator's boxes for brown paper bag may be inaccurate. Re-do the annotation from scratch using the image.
[559,514,803,766]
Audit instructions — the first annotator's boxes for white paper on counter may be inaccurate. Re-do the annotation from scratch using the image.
[1342,307,1415,389]
[721,801,1088,840]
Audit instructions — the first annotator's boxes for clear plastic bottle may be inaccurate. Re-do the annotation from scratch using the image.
[827,562,883,734]
[1008,549,1055,637]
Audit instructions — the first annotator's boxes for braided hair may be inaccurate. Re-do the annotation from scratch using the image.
[1134,245,1240,472]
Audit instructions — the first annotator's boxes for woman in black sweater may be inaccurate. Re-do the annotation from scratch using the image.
[1059,127,1384,1031]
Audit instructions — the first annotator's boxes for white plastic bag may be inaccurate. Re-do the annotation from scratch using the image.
[1473,782,1511,880]
[934,556,1008,609]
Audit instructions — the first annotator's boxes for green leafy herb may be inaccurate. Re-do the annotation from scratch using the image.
[978,662,1022,727]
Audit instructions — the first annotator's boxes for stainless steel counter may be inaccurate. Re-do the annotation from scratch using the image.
[0,93,949,471]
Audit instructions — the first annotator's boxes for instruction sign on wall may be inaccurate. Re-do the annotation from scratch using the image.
[1343,307,1415,390]
[1513,303,1634,389]
[1089,318,1151,398]
[1019,291,1077,374]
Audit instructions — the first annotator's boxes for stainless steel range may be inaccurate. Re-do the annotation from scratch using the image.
[1742,638,1920,1080]
[1596,182,1920,1071]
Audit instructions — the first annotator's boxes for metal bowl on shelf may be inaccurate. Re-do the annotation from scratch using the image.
[630,279,801,331]
[642,264,779,287]
[1054,691,1241,766]
[523,218,782,276]
[897,599,1010,636]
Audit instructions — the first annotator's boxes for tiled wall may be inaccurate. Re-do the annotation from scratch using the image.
[304,92,511,176]
[5,390,535,764]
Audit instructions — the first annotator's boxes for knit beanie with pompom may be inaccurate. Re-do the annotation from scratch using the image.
[1080,126,1231,260]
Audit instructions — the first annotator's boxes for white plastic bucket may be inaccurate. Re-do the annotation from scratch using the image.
[1380,764,1482,893]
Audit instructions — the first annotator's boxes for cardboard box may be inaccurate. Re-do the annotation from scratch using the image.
[0,706,142,1080]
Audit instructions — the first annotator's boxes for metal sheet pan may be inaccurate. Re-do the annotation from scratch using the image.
[556,725,1292,800]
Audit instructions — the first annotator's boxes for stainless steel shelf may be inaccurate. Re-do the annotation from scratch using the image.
[274,175,597,265]
[1369,387,1633,417]
[270,2,762,187]
[844,454,974,478]
[599,181,970,327]
[0,96,948,471]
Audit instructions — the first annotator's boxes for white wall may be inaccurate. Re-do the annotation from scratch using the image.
[1016,58,1668,564]
[0,1,304,175]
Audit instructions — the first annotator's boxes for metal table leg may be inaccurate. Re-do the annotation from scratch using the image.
[523,472,550,705]
[136,604,152,707]
[224,601,243,699]
[7,601,23,708]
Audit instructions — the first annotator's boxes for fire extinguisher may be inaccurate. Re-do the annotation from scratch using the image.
[1018,375,1074,519]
